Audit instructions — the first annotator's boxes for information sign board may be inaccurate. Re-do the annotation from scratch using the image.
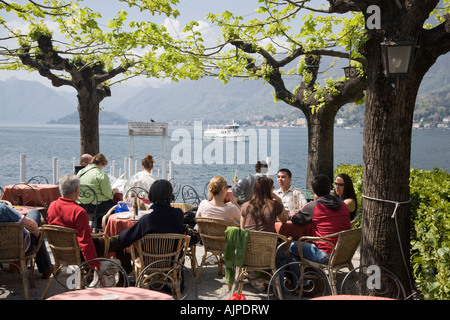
[128,122,168,136]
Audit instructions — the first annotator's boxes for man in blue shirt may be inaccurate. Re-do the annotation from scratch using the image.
[0,203,53,278]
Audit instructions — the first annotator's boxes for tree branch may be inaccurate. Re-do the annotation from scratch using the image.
[19,47,72,87]
[95,62,134,84]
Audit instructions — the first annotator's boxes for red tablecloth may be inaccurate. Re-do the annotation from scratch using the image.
[1,184,60,207]
[46,286,174,300]
[311,294,395,300]
[104,212,148,236]
[275,221,311,240]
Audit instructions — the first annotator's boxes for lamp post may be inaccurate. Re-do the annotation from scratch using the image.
[343,65,359,78]
[380,38,416,77]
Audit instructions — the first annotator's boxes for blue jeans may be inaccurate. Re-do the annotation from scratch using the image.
[26,210,52,273]
[289,241,330,265]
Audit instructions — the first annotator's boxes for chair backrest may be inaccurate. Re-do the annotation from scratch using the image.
[242,230,284,270]
[101,205,118,231]
[172,202,195,213]
[10,183,38,206]
[27,175,49,184]
[42,225,82,267]
[0,199,12,206]
[78,184,98,213]
[196,218,236,254]
[329,228,362,267]
[0,222,25,263]
[124,186,149,200]
[181,185,200,206]
[132,233,190,271]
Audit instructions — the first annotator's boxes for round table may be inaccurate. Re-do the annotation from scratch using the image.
[104,211,151,236]
[46,286,174,300]
[1,183,60,207]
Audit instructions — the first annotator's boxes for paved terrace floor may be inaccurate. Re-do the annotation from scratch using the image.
[0,239,360,300]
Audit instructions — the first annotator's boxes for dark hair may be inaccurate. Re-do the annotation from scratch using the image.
[311,174,331,197]
[148,179,173,205]
[277,168,292,178]
[333,173,358,211]
[245,176,275,225]
[255,160,268,173]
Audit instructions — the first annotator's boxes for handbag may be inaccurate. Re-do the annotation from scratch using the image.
[184,224,201,246]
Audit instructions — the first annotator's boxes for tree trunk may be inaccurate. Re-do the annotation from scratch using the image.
[361,40,419,297]
[305,107,338,188]
[77,92,100,156]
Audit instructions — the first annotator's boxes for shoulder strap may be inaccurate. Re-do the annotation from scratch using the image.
[78,166,96,178]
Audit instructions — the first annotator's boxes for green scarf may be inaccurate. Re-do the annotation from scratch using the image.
[223,227,249,285]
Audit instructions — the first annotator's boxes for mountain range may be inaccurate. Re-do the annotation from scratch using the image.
[0,52,449,125]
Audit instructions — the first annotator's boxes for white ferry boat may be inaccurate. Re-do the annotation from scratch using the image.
[203,120,249,141]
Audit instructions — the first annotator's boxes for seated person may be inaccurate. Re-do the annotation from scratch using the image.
[273,168,308,215]
[232,160,268,205]
[196,176,240,225]
[240,176,288,233]
[0,203,53,279]
[240,176,289,279]
[74,153,93,174]
[123,154,159,202]
[333,173,358,221]
[289,174,351,265]
[77,153,117,229]
[118,179,185,248]
[46,174,131,272]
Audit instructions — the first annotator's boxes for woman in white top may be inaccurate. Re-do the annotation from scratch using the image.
[196,176,241,225]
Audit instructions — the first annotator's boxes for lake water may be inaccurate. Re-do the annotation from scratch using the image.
[0,124,449,195]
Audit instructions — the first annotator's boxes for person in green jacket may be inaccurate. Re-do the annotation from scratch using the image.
[77,153,117,229]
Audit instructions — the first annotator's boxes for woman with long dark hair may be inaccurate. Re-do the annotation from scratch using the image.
[333,173,358,220]
[240,176,288,232]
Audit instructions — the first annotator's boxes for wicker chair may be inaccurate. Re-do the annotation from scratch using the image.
[101,205,118,232]
[231,229,291,296]
[195,217,237,280]
[297,227,362,295]
[40,225,110,299]
[0,199,12,206]
[171,202,195,213]
[130,233,190,300]
[171,202,197,276]
[0,223,44,300]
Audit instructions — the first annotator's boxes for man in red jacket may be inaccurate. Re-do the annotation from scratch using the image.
[289,174,351,264]
[47,174,131,273]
